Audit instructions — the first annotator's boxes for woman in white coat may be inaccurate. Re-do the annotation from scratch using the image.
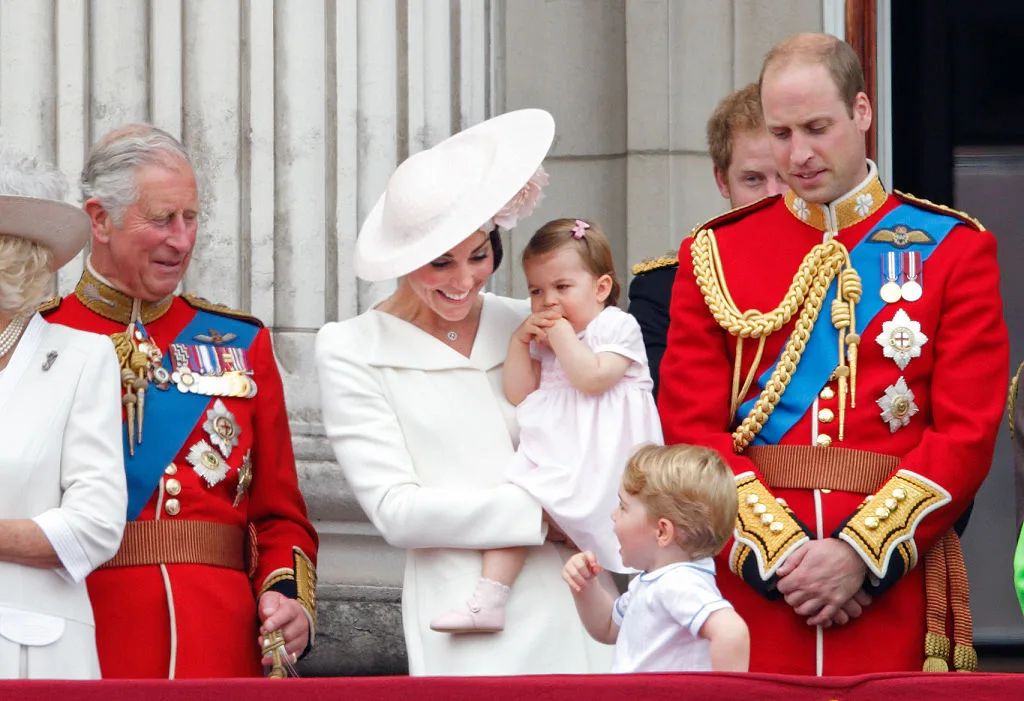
[315,110,612,675]
[0,140,127,679]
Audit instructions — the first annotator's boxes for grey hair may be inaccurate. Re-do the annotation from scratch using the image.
[0,136,68,200]
[80,123,192,226]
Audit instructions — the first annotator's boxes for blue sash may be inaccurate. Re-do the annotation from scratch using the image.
[737,203,960,445]
[125,310,259,519]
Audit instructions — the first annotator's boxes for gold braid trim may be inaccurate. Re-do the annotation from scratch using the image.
[733,472,809,579]
[691,229,862,452]
[1009,360,1024,441]
[631,254,678,276]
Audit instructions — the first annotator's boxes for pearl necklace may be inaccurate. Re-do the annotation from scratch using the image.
[0,314,28,360]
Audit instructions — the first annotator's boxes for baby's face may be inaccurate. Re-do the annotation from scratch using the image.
[525,245,609,333]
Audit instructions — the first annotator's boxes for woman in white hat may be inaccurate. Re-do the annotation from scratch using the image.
[0,139,126,679]
[315,110,612,675]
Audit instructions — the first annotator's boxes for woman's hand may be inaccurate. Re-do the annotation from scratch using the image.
[543,512,577,549]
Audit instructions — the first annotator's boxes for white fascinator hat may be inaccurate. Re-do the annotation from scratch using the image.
[355,108,555,282]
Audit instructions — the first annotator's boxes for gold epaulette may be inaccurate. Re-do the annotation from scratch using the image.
[1010,360,1024,441]
[181,293,263,328]
[894,190,985,231]
[36,296,63,316]
[631,254,679,276]
[687,194,781,239]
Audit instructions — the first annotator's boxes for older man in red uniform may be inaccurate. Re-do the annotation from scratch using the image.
[43,124,318,678]
[658,33,1007,675]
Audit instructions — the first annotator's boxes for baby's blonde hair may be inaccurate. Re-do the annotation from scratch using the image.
[622,444,737,559]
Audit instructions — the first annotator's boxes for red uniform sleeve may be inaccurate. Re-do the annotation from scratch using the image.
[245,328,319,618]
[835,226,1008,594]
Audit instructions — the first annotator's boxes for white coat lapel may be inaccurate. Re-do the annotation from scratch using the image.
[367,294,528,372]
[0,313,45,415]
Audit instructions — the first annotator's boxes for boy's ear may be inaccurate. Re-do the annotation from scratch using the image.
[596,274,613,303]
[655,517,676,548]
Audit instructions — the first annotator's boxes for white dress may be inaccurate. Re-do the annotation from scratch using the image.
[611,559,733,672]
[315,294,612,676]
[505,306,663,573]
[0,315,127,679]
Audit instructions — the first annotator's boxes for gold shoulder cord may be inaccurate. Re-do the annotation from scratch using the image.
[691,228,862,453]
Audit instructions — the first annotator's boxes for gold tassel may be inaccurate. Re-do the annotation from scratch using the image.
[923,631,951,672]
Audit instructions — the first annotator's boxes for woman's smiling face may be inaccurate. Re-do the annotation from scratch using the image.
[403,230,494,323]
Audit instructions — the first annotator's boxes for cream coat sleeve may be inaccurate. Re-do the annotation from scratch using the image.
[315,322,545,550]
[33,333,127,582]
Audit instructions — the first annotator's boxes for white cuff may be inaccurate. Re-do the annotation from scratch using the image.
[32,509,93,583]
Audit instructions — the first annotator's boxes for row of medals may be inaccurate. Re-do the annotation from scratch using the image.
[168,366,257,398]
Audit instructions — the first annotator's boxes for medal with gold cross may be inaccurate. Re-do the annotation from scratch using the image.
[203,399,241,458]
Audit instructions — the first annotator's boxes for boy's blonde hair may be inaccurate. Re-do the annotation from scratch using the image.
[622,444,737,560]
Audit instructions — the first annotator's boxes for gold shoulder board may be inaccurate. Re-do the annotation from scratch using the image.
[36,296,63,316]
[181,293,263,328]
[688,194,780,239]
[631,254,679,276]
[894,190,985,231]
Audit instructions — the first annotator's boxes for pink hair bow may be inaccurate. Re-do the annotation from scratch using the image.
[571,219,590,239]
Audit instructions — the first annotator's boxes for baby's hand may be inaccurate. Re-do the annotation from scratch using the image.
[513,311,560,344]
[545,316,576,342]
[561,551,602,593]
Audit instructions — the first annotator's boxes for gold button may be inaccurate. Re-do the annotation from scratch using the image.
[769,521,784,533]
[875,507,891,520]
[761,513,774,525]
[820,489,832,494]
[165,463,177,476]
[165,498,180,516]
[753,503,767,515]
[815,434,832,447]
[893,488,907,501]
[819,386,835,400]
[884,498,898,510]
[818,408,835,423]
[165,479,181,496]
[865,516,879,529]
[775,497,788,507]
[746,494,759,505]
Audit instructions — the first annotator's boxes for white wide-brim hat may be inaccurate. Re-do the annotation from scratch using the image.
[0,195,91,270]
[355,108,555,281]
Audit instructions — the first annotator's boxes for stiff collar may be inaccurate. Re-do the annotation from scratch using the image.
[74,261,175,325]
[783,160,888,233]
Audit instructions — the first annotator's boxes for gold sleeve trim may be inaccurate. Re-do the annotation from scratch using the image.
[733,471,809,580]
[631,254,679,276]
[838,469,951,579]
[293,546,317,623]
[259,568,294,596]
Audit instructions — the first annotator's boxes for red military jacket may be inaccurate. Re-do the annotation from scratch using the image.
[44,268,318,678]
[658,166,1007,675]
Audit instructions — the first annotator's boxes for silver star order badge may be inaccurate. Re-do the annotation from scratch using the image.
[187,439,230,487]
[203,398,240,458]
[875,308,928,371]
[877,377,919,433]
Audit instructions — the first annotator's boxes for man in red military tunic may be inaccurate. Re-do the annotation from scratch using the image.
[44,124,318,678]
[658,33,1007,675]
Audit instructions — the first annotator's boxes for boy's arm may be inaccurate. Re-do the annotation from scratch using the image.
[700,608,750,672]
[562,551,620,644]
